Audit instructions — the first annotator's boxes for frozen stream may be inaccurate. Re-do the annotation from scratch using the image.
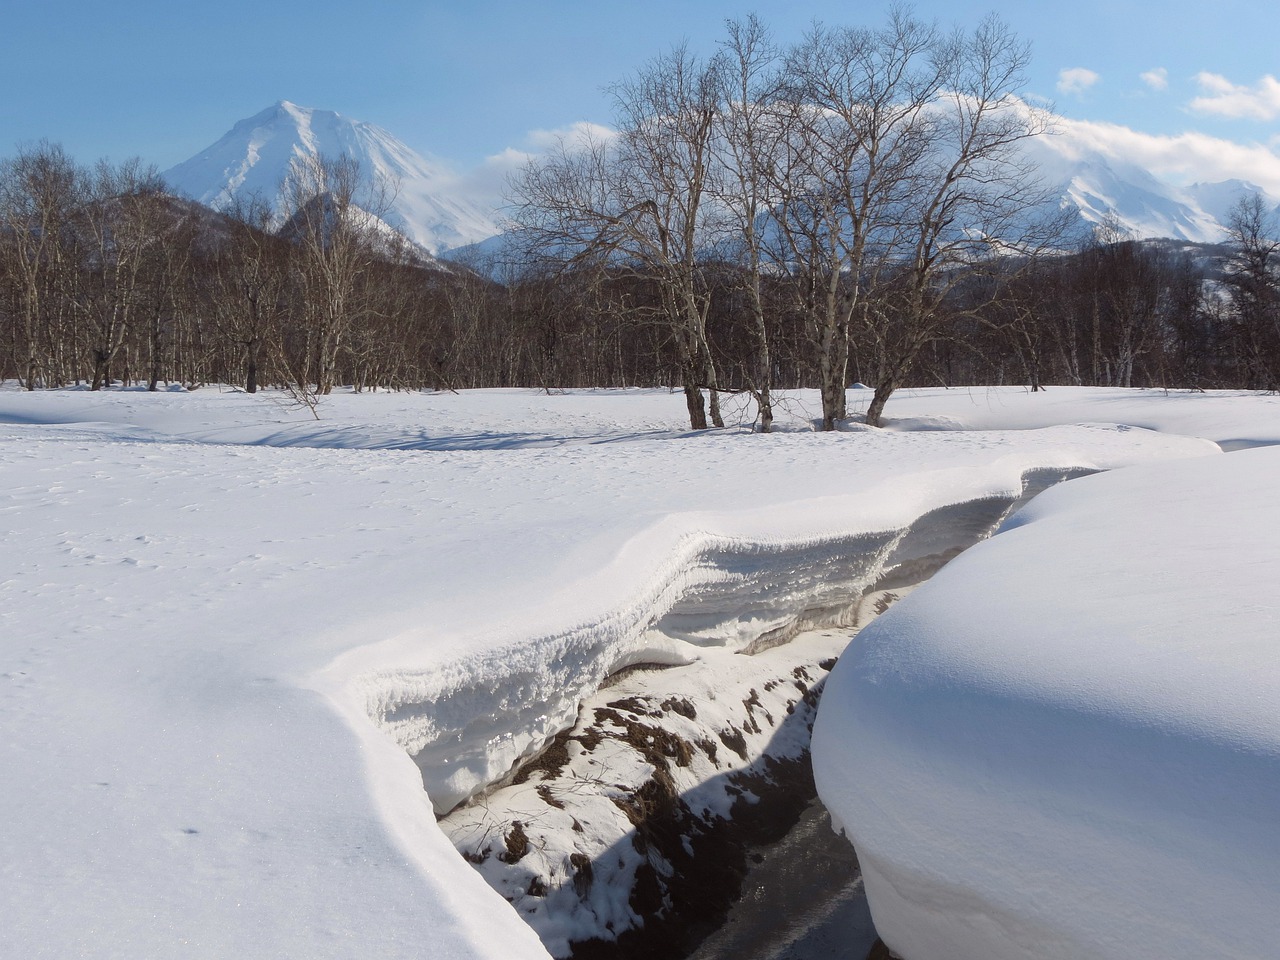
[687,794,878,960]
[434,469,1099,959]
[0,385,1252,960]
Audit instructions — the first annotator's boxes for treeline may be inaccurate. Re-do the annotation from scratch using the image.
[0,143,529,398]
[2,13,1278,425]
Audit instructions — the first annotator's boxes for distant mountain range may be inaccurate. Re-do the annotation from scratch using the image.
[162,101,1280,257]
[1023,129,1280,245]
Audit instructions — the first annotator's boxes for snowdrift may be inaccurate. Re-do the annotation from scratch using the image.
[814,445,1280,960]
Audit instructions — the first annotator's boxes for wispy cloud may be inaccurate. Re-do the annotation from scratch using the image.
[1140,68,1168,92]
[460,122,618,212]
[1058,67,1100,96]
[522,121,616,152]
[1190,72,1280,120]
[1038,112,1280,196]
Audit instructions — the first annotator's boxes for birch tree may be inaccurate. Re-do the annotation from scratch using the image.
[513,45,726,429]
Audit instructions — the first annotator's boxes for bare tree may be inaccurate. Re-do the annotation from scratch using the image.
[75,158,173,390]
[772,10,946,429]
[1222,193,1280,389]
[0,142,83,387]
[512,45,726,429]
[859,16,1058,426]
[207,195,292,393]
[279,153,389,395]
[710,15,786,431]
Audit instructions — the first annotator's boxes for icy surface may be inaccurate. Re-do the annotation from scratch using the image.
[0,384,1246,958]
[814,434,1280,958]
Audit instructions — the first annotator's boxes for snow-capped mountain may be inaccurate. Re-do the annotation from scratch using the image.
[162,101,499,254]
[1025,127,1280,244]
[1185,179,1275,229]
[164,101,1280,259]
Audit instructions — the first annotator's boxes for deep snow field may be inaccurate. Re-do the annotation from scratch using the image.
[1,383,1277,960]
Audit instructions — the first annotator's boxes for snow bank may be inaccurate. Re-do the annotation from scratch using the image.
[0,385,1230,958]
[813,446,1280,960]
[854,384,1280,451]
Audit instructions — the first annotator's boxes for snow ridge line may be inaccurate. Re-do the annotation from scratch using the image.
[355,465,1092,815]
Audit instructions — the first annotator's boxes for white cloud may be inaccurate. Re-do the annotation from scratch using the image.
[523,121,617,152]
[456,122,619,214]
[1140,68,1168,92]
[1038,112,1280,197]
[1190,72,1280,120]
[1057,67,1100,96]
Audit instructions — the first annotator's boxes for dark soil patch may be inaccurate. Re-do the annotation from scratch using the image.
[569,749,819,960]
[662,696,698,720]
[717,725,749,761]
[607,696,662,718]
[595,706,696,768]
[511,728,573,785]
[537,783,565,809]
[501,821,530,863]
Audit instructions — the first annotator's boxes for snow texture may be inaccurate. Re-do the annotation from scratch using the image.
[0,384,1257,958]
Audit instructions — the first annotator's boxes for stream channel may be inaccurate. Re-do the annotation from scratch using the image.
[435,470,1094,960]
[687,793,879,960]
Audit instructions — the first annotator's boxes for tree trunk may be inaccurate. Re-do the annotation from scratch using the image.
[683,380,708,430]
[245,338,260,394]
[757,388,774,433]
[817,314,849,430]
[864,378,896,428]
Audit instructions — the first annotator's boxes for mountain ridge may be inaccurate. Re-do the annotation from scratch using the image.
[163,101,1280,257]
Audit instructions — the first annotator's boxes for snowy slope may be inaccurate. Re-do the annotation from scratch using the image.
[0,385,1230,959]
[163,101,499,254]
[846,384,1280,450]
[1186,178,1280,227]
[1025,132,1233,243]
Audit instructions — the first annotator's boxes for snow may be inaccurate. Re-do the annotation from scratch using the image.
[0,383,1266,958]
[162,101,500,254]
[849,384,1280,451]
[813,395,1280,959]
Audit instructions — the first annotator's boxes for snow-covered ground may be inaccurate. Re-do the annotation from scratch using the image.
[850,383,1280,451]
[0,384,1271,959]
[815,388,1280,960]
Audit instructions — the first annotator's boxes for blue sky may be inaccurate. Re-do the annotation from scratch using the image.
[3,0,1277,177]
